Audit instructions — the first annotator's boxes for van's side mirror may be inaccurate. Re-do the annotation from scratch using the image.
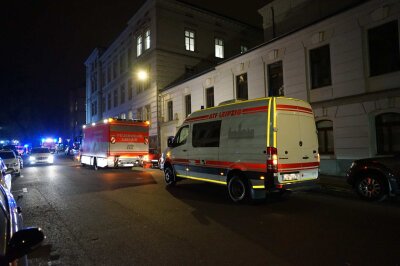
[167,136,174,148]
[6,227,44,263]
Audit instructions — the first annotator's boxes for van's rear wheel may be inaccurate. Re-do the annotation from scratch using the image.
[228,175,248,203]
[164,166,176,186]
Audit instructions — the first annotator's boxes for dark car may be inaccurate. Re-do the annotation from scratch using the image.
[143,148,161,168]
[0,158,44,265]
[346,154,400,201]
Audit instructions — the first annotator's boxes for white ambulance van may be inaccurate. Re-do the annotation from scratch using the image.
[162,97,320,202]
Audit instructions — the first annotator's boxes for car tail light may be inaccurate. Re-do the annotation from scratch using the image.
[266,147,278,173]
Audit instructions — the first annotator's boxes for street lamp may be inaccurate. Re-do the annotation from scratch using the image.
[137,70,148,81]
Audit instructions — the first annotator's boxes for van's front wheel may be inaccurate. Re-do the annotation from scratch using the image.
[228,175,248,203]
[164,166,176,186]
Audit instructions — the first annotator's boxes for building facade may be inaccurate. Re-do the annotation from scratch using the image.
[85,0,263,149]
[159,0,400,175]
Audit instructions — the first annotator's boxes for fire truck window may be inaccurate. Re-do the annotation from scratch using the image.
[192,120,221,147]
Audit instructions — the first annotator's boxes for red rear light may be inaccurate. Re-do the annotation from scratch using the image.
[266,147,278,173]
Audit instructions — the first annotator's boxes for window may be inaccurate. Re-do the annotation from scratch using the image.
[268,61,284,96]
[128,79,133,100]
[240,45,248,53]
[102,96,106,113]
[368,20,400,76]
[119,55,124,74]
[91,101,97,116]
[310,45,332,89]
[107,66,111,83]
[145,29,151,50]
[113,60,118,79]
[120,84,125,104]
[185,94,191,117]
[317,120,334,154]
[107,92,111,110]
[144,105,151,121]
[137,35,143,57]
[206,87,214,108]
[376,113,400,154]
[120,113,126,119]
[167,101,173,121]
[192,121,222,147]
[236,73,248,100]
[128,48,132,67]
[174,126,189,147]
[215,38,224,58]
[185,30,195,51]
[137,107,143,120]
[113,90,118,107]
[128,110,133,119]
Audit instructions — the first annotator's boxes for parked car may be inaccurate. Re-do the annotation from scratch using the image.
[0,158,12,190]
[28,147,54,165]
[0,162,45,265]
[346,154,400,201]
[0,150,22,176]
[143,148,161,168]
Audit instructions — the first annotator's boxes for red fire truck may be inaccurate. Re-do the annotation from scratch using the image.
[80,118,149,169]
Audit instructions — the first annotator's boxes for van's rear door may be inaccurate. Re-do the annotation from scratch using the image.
[276,98,319,183]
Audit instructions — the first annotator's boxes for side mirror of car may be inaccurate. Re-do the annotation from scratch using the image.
[167,136,174,148]
[6,227,45,263]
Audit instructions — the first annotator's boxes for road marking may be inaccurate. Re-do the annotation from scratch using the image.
[20,175,24,178]
[22,188,28,193]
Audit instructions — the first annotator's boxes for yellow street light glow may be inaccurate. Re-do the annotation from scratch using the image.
[137,70,148,81]
[108,118,113,122]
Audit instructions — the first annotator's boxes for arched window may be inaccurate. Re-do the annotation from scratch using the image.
[317,120,334,154]
[376,113,400,154]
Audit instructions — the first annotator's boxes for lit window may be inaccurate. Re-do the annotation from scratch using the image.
[215,38,224,58]
[144,105,151,121]
[310,45,332,89]
[317,120,334,154]
[137,35,143,57]
[120,113,126,119]
[368,20,400,76]
[376,113,400,154]
[185,30,195,51]
[128,110,133,119]
[145,29,151,50]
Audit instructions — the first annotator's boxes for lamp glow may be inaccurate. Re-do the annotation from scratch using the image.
[137,70,148,81]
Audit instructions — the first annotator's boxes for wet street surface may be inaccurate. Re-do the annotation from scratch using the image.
[12,156,400,265]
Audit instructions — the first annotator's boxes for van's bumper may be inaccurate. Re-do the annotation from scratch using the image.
[276,178,319,191]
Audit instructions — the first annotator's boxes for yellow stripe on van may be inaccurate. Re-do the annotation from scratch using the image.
[267,98,271,147]
[176,174,227,185]
[252,185,265,189]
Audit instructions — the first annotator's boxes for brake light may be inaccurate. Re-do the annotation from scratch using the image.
[266,147,278,173]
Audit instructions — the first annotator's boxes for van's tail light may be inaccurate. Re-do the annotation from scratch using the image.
[266,147,278,173]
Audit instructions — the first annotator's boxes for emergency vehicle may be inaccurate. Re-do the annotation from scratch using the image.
[80,118,150,169]
[162,97,320,202]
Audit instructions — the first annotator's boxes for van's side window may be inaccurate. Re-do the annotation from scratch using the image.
[174,125,189,146]
[192,121,221,147]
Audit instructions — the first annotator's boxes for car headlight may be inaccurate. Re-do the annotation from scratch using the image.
[29,156,36,161]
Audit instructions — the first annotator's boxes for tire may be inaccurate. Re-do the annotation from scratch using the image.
[164,166,176,186]
[355,173,387,201]
[228,175,249,203]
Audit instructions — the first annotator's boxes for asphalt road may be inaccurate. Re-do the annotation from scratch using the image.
[11,156,400,265]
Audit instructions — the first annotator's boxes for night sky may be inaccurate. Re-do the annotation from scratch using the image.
[1,0,266,143]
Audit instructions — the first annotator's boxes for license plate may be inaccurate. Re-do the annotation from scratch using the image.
[282,173,300,181]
